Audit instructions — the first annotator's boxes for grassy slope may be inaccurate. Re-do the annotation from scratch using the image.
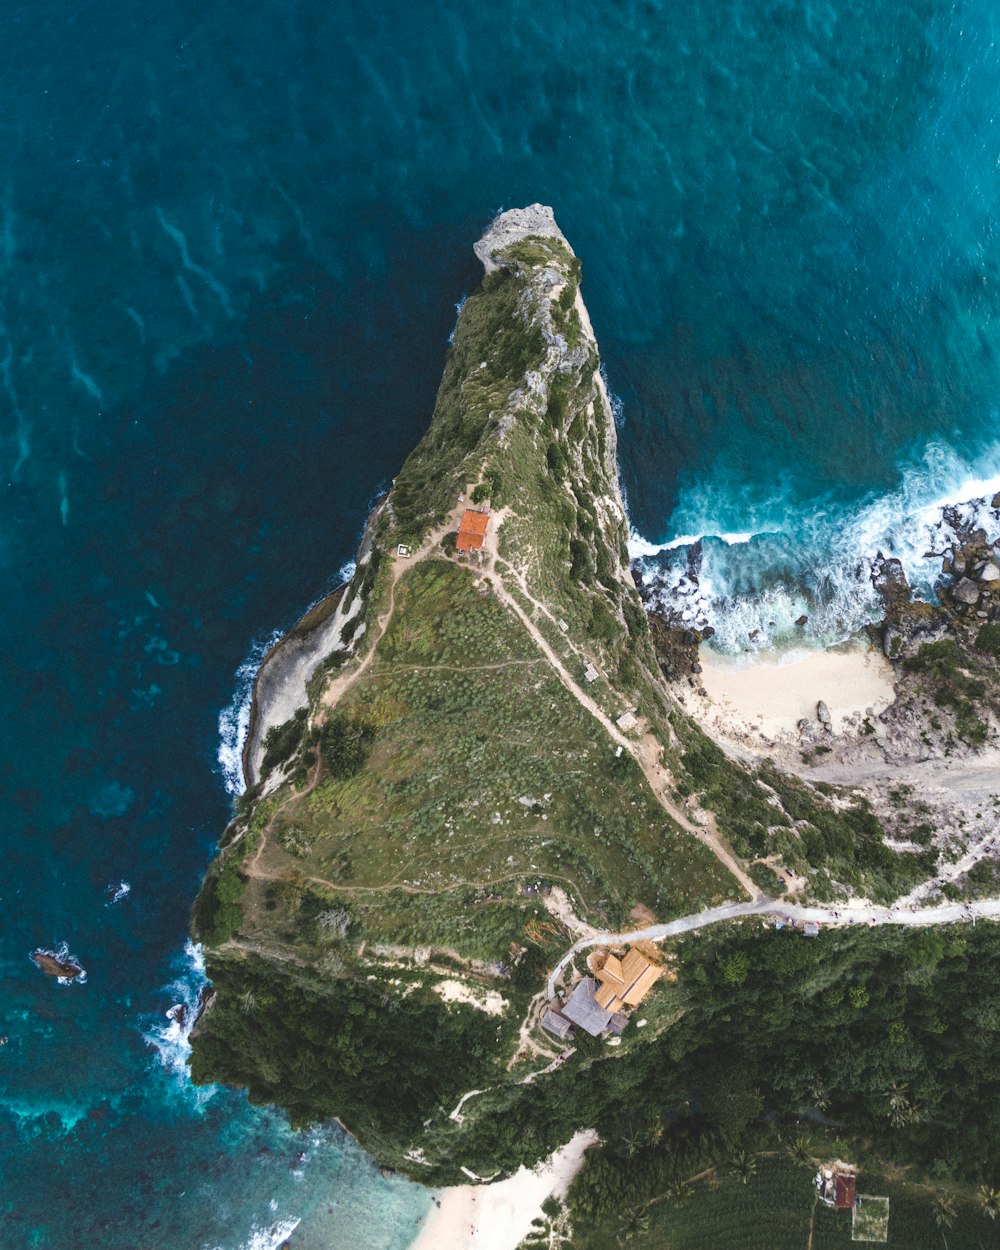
[244,558,730,961]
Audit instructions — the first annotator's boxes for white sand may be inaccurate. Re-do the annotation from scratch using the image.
[433,980,509,1016]
[697,640,896,740]
[407,1130,598,1250]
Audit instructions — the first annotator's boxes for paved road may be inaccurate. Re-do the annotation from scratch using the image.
[546,896,1000,999]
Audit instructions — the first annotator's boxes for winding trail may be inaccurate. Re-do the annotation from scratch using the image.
[481,564,760,898]
[546,896,1000,998]
[315,496,759,900]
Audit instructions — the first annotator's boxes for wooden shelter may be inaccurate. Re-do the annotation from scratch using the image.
[594,947,663,1013]
[456,509,489,552]
[833,1173,857,1210]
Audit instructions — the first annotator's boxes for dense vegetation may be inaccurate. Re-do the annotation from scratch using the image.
[569,1142,999,1250]
[191,917,1000,1197]
[190,949,512,1163]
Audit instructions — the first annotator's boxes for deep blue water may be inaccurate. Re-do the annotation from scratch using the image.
[3,0,1000,1244]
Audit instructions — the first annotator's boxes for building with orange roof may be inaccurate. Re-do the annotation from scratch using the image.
[455,509,489,553]
[594,947,664,1013]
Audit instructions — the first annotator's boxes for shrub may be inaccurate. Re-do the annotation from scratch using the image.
[321,713,374,779]
[261,709,307,776]
[976,621,1000,659]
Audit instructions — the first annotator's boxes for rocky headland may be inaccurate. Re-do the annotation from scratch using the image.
[187,209,1000,1237]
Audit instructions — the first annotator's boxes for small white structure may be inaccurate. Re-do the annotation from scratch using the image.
[397,544,412,558]
[583,664,599,683]
[616,711,638,731]
[558,620,569,633]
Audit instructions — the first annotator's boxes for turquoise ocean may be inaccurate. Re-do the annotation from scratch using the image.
[3,0,1000,1245]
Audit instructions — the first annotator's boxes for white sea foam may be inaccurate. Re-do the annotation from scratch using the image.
[218,1216,301,1250]
[448,294,468,344]
[104,880,131,905]
[634,439,1000,655]
[217,628,284,796]
[141,939,217,1106]
[629,529,758,557]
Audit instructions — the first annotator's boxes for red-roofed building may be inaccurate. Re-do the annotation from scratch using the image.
[834,1174,857,1210]
[456,510,489,552]
[816,1165,858,1210]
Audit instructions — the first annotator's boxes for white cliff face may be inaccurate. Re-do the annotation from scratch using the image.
[483,208,627,534]
[473,203,572,272]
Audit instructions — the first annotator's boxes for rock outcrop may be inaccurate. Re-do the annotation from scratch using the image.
[31,949,84,980]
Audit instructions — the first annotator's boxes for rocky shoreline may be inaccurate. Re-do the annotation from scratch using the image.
[240,498,385,787]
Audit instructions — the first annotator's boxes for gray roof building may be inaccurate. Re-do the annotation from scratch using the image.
[560,976,614,1037]
[607,1011,628,1036]
[541,1009,574,1040]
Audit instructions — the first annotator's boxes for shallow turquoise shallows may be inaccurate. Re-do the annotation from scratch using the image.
[3,0,1000,1244]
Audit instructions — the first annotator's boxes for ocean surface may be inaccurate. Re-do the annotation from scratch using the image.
[3,0,1000,1244]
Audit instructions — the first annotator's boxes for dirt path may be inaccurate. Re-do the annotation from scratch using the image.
[320,509,461,713]
[245,858,594,914]
[545,895,1000,999]
[385,658,546,676]
[482,564,760,899]
[261,495,758,920]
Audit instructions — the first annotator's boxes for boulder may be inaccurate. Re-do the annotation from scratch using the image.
[871,553,910,603]
[816,700,832,729]
[980,563,1000,583]
[882,625,903,660]
[795,615,808,626]
[952,577,981,605]
[31,950,84,979]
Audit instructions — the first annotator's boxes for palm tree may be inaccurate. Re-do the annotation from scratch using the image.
[978,1185,1000,1220]
[933,1194,956,1229]
[622,1124,644,1158]
[887,1082,921,1128]
[786,1134,814,1166]
[666,1180,694,1206]
[730,1150,758,1185]
[617,1208,650,1244]
[646,1114,665,1148]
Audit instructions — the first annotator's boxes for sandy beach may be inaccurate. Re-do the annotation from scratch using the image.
[407,1130,598,1250]
[696,637,896,743]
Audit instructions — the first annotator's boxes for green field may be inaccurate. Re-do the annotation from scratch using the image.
[572,1153,998,1250]
[239,559,734,961]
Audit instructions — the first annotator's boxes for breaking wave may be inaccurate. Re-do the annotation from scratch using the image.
[221,1218,302,1250]
[216,628,284,796]
[632,440,1000,656]
[141,939,216,1106]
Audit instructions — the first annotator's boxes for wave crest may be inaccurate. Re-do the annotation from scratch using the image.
[634,440,1000,655]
